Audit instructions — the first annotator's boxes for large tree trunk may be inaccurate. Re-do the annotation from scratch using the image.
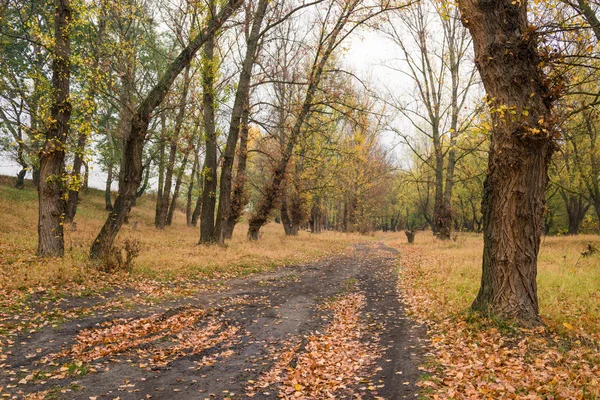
[280,192,294,236]
[90,0,242,260]
[223,105,251,239]
[432,131,444,236]
[37,0,71,257]
[582,113,600,231]
[15,168,26,189]
[214,0,269,243]
[199,2,219,244]
[562,192,589,235]
[459,0,556,323]
[156,66,191,229]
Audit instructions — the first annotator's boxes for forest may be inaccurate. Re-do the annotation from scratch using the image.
[1,0,600,399]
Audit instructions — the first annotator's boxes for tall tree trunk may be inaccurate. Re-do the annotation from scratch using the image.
[64,132,87,222]
[15,168,26,189]
[432,129,444,235]
[199,2,219,244]
[583,113,600,231]
[37,0,71,257]
[186,154,199,226]
[83,160,89,190]
[136,162,151,199]
[280,191,294,236]
[191,160,203,227]
[224,104,251,239]
[90,0,242,260]
[459,0,556,323]
[214,0,269,243]
[154,115,167,226]
[156,66,191,229]
[167,153,189,226]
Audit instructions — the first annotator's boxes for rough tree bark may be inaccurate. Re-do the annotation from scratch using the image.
[199,0,219,244]
[90,0,242,260]
[105,162,113,211]
[459,0,557,323]
[223,104,251,238]
[37,0,71,257]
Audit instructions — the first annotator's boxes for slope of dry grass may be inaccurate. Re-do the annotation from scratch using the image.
[0,177,367,292]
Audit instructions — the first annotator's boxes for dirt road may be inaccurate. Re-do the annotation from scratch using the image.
[0,242,427,399]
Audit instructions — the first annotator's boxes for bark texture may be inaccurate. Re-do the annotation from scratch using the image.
[459,0,556,323]
[199,2,219,244]
[37,0,71,257]
[223,105,251,239]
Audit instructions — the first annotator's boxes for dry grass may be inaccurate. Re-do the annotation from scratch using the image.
[0,178,367,293]
[387,231,600,399]
[386,232,600,335]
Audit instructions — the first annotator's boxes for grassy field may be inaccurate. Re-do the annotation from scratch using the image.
[0,176,367,293]
[388,232,600,399]
[2,176,600,398]
[388,232,600,334]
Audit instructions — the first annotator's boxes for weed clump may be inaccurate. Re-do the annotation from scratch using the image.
[99,239,141,273]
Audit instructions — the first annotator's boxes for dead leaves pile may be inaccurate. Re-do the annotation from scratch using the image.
[249,293,382,399]
[59,306,239,367]
[398,246,600,399]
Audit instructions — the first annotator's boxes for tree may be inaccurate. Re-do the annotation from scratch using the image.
[64,1,107,223]
[0,0,49,190]
[37,0,72,257]
[382,0,479,239]
[213,0,270,243]
[198,0,219,244]
[247,0,401,240]
[90,0,243,260]
[458,0,557,323]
